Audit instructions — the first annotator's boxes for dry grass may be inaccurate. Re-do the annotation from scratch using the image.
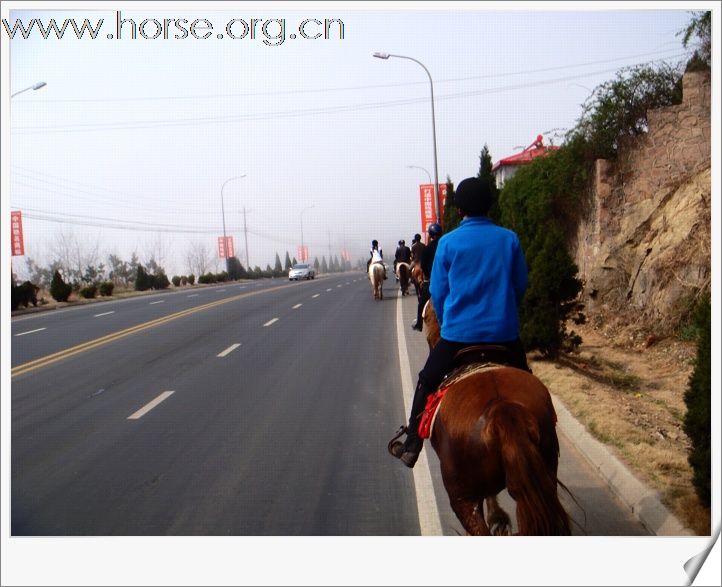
[531,321,710,536]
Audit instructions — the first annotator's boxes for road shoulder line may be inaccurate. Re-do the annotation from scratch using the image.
[395,292,443,536]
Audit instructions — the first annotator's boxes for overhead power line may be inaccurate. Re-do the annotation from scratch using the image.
[11,54,687,135]
[15,48,685,104]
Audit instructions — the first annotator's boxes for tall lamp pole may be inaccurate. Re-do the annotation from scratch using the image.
[220,174,246,270]
[407,165,432,185]
[11,81,47,99]
[300,205,315,262]
[374,52,440,223]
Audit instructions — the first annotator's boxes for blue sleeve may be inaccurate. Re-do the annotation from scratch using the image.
[511,236,528,303]
[429,240,450,325]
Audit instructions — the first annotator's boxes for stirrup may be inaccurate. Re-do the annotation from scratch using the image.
[387,425,408,452]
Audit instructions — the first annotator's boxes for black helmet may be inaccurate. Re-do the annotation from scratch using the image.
[428,223,442,237]
[413,233,421,242]
[372,239,378,247]
[454,177,492,216]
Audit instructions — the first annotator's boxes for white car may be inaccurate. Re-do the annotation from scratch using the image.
[289,263,315,280]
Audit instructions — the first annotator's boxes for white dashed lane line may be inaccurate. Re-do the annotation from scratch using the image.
[217,343,241,357]
[127,391,175,420]
[312,294,320,298]
[292,304,302,309]
[326,288,333,292]
[188,294,199,298]
[93,311,115,318]
[263,318,279,327]
[149,300,165,305]
[15,327,46,337]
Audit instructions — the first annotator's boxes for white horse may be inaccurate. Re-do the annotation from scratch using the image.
[368,263,385,300]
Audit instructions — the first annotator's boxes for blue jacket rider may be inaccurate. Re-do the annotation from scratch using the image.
[389,176,531,468]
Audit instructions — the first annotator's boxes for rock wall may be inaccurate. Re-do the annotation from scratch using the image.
[574,71,711,330]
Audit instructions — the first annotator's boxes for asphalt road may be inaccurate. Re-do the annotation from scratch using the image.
[11,273,649,536]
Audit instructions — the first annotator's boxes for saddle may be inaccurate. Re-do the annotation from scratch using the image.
[452,344,514,369]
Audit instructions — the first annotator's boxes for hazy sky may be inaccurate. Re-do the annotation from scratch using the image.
[5,3,703,279]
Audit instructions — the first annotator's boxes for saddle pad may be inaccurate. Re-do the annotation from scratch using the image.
[442,361,505,388]
[419,386,448,439]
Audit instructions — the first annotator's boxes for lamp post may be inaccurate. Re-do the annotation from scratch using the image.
[374,52,440,223]
[407,165,432,185]
[11,81,47,99]
[300,205,315,262]
[220,175,246,270]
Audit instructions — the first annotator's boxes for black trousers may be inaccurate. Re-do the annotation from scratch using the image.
[415,282,430,328]
[405,337,531,451]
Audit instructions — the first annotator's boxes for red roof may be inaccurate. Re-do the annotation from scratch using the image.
[492,135,559,172]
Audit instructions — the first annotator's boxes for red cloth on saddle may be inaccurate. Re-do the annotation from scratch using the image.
[418,386,449,439]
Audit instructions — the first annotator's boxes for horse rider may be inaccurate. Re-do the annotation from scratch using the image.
[410,233,426,298]
[393,239,412,278]
[367,240,387,280]
[389,177,531,468]
[411,223,442,332]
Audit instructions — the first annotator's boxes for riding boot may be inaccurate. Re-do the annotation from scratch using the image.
[388,381,428,468]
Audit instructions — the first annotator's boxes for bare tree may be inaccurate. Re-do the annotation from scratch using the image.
[185,240,212,277]
[142,234,168,273]
[50,227,102,285]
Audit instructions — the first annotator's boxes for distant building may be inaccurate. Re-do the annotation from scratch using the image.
[492,135,560,188]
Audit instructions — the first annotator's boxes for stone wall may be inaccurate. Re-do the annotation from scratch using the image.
[574,71,711,328]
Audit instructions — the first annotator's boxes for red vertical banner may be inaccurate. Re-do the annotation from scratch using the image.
[11,211,25,256]
[419,184,436,242]
[297,245,309,262]
[218,236,234,258]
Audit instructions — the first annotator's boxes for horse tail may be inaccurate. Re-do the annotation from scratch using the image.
[483,400,571,535]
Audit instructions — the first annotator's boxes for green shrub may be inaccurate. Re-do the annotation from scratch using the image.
[135,265,153,291]
[180,276,188,286]
[198,273,215,284]
[153,272,170,290]
[500,161,584,357]
[50,270,72,302]
[99,281,115,296]
[683,295,711,506]
[79,285,97,299]
[172,275,181,287]
[187,274,195,285]
[11,281,40,311]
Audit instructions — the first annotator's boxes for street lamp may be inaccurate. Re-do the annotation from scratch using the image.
[11,81,47,99]
[374,52,440,223]
[300,205,315,262]
[407,165,432,185]
[220,174,246,270]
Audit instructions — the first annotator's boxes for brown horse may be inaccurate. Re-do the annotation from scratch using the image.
[396,262,411,296]
[421,303,571,536]
[411,262,425,299]
[368,262,384,300]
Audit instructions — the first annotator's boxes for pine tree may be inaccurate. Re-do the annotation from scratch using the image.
[321,256,328,273]
[442,177,461,233]
[478,144,501,223]
[684,295,711,506]
[50,270,72,302]
[274,253,283,276]
[284,252,292,272]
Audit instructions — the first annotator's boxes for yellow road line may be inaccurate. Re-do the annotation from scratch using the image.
[11,284,292,378]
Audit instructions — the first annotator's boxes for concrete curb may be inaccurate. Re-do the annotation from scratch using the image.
[552,394,695,536]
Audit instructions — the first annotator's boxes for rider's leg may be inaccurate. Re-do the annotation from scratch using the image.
[413,283,429,331]
[390,339,462,467]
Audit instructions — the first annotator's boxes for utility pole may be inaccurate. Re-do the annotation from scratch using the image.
[243,206,250,270]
